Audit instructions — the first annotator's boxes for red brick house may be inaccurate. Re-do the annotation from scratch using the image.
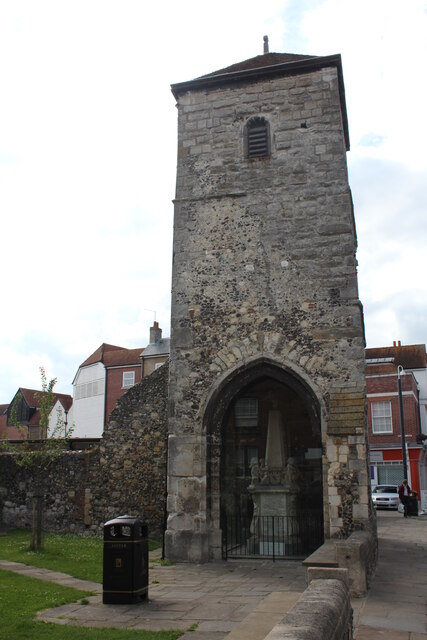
[0,388,73,441]
[366,342,427,498]
[72,344,143,438]
[72,322,170,438]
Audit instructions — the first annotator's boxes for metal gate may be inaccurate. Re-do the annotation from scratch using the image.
[222,512,323,560]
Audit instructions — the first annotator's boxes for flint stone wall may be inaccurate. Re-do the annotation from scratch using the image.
[0,364,169,537]
[0,450,98,532]
[167,61,373,561]
[91,362,168,534]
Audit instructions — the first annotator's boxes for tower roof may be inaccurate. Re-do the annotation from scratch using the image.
[198,52,316,78]
[171,51,349,150]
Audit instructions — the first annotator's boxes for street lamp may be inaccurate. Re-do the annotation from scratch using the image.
[397,365,408,480]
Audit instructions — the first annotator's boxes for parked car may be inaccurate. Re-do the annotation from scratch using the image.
[371,485,399,510]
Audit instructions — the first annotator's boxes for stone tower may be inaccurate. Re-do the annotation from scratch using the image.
[166,51,372,562]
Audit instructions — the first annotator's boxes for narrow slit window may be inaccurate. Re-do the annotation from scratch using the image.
[246,117,270,159]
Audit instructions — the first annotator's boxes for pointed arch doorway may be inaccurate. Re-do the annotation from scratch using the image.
[206,360,324,559]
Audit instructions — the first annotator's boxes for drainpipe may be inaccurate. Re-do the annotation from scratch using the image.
[397,365,408,480]
[103,367,108,432]
[416,383,422,438]
[162,432,169,560]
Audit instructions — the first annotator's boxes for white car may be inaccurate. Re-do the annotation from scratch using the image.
[371,485,399,510]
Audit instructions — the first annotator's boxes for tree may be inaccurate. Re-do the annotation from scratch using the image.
[1,368,72,550]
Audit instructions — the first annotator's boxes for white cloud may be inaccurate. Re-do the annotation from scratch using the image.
[0,0,426,400]
[301,0,427,168]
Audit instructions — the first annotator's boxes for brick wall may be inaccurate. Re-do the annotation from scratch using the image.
[105,365,142,425]
[367,368,420,445]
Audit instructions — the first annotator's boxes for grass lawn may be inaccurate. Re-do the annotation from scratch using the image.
[0,569,183,640]
[0,531,183,640]
[0,530,162,583]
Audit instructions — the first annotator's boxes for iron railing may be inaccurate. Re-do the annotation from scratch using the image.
[222,512,323,560]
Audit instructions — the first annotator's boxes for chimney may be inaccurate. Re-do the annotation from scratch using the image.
[398,340,401,347]
[150,321,162,344]
[393,341,396,347]
[263,35,269,54]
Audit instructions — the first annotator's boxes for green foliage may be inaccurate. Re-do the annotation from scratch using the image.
[1,368,74,550]
[1,367,72,472]
[0,569,184,640]
[150,557,173,566]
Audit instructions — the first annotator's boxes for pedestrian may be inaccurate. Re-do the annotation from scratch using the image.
[398,479,412,518]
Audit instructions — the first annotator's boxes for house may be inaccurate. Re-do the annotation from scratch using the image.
[141,321,170,376]
[1,388,73,440]
[0,404,10,439]
[72,322,170,438]
[72,344,143,438]
[366,342,427,499]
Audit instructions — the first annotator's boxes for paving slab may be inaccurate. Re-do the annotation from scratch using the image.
[224,591,301,640]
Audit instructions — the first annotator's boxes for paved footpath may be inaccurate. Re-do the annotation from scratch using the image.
[0,512,426,639]
[353,511,427,639]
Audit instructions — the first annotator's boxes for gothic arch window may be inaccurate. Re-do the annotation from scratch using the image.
[245,117,270,159]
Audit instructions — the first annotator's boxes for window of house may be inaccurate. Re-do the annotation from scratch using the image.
[234,398,258,427]
[246,117,270,159]
[122,371,135,388]
[371,401,392,434]
[74,379,104,400]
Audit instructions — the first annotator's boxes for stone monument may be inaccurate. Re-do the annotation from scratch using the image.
[248,407,302,554]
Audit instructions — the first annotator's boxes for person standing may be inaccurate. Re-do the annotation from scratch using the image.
[398,479,412,518]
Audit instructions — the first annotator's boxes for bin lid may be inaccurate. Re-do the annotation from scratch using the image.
[104,515,140,526]
[104,515,147,540]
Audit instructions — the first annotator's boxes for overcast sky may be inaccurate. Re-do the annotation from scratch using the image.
[1,0,426,399]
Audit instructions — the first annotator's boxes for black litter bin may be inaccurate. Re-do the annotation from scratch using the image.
[408,493,419,516]
[103,515,148,604]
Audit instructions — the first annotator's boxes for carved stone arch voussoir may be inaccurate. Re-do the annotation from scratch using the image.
[203,353,323,439]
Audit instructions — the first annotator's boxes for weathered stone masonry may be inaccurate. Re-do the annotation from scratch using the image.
[166,53,373,561]
[0,364,169,537]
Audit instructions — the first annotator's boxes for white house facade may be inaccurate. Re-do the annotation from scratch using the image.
[72,362,105,438]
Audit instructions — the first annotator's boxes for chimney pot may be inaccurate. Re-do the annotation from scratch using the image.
[398,340,401,347]
[263,35,269,54]
[150,322,162,344]
[393,341,396,347]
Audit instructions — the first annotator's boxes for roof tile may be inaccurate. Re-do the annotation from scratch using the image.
[199,52,315,78]
[365,344,427,370]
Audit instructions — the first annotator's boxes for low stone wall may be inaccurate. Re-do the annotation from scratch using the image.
[264,579,353,640]
[335,530,377,596]
[0,449,99,533]
[303,526,377,597]
[0,364,169,538]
